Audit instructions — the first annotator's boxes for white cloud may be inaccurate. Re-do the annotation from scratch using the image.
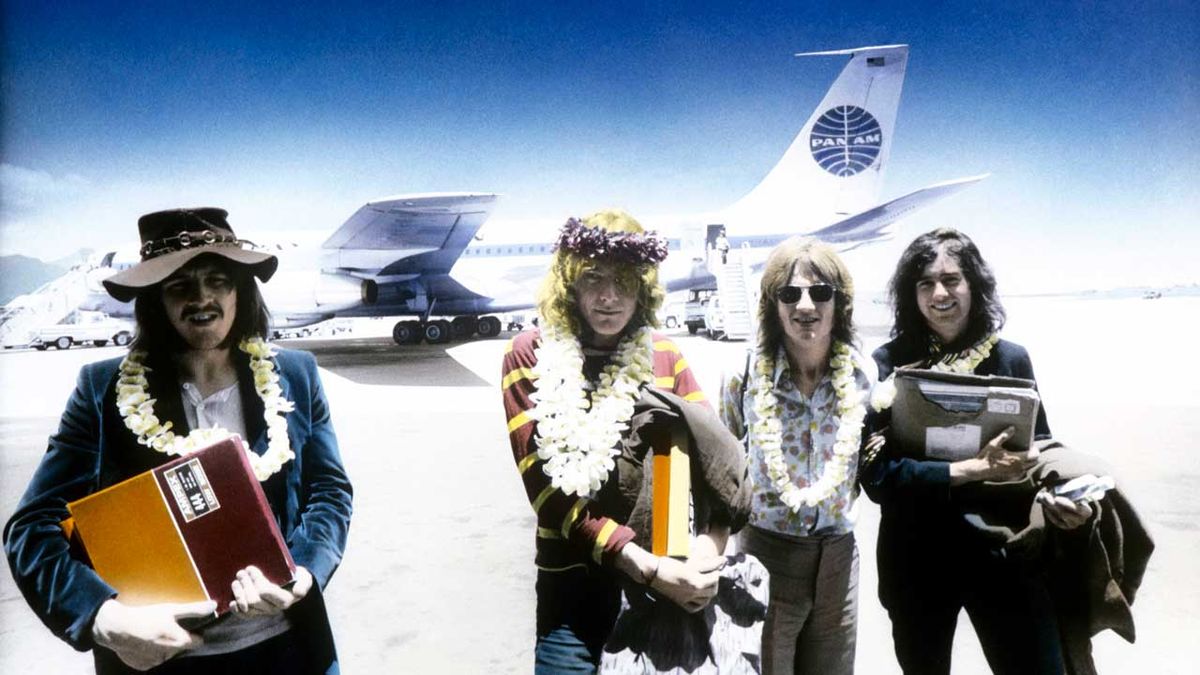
[0,163,93,213]
[0,164,369,260]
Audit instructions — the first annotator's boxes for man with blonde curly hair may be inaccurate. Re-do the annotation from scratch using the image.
[500,209,748,672]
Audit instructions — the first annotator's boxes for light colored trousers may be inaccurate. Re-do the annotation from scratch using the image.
[739,526,858,675]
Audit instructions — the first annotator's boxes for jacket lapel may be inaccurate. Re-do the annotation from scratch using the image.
[119,355,191,474]
[236,350,269,454]
[146,355,190,439]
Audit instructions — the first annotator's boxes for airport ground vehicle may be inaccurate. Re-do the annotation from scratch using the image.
[683,288,718,335]
[703,296,726,339]
[29,310,134,350]
[658,301,683,330]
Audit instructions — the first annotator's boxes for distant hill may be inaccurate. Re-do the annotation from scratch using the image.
[0,255,68,305]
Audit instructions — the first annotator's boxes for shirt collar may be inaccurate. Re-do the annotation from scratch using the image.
[180,380,240,407]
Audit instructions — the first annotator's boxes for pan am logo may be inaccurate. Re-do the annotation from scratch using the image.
[810,106,882,177]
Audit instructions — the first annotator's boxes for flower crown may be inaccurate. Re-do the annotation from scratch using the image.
[553,217,669,265]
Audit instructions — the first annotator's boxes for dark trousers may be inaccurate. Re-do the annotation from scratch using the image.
[883,548,1064,675]
[94,628,334,675]
[535,566,622,675]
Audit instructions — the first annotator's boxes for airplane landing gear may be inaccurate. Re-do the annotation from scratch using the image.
[476,316,502,338]
[423,319,452,344]
[392,320,422,345]
[451,316,477,340]
[391,315,503,346]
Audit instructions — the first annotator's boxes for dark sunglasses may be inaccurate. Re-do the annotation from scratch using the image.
[776,284,837,304]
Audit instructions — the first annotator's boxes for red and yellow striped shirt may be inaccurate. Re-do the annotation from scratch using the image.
[500,328,706,572]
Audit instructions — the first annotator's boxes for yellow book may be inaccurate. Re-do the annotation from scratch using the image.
[651,427,690,558]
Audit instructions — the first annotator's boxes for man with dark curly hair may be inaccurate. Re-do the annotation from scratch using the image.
[863,228,1093,675]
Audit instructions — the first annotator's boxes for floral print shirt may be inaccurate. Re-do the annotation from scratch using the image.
[719,347,876,537]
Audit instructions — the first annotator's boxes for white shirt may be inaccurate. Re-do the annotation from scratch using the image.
[177,380,293,656]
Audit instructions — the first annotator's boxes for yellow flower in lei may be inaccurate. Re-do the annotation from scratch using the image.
[751,341,867,512]
[528,326,656,498]
[116,337,296,481]
[869,333,1000,412]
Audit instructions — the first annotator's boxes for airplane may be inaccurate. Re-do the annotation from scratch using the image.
[57,44,982,347]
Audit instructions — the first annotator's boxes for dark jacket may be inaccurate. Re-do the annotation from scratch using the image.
[865,336,1153,674]
[862,336,1051,602]
[603,388,752,547]
[3,348,353,672]
[1030,445,1153,675]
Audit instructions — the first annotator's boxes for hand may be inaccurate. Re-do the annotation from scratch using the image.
[650,555,725,614]
[691,526,731,559]
[949,426,1039,485]
[1037,490,1095,530]
[92,598,215,671]
[863,431,887,457]
[230,566,312,616]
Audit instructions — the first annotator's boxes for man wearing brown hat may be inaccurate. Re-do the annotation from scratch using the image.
[4,208,353,673]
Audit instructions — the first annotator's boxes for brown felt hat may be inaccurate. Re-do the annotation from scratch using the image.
[102,207,278,302]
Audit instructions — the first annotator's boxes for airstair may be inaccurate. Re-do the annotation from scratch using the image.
[0,265,95,348]
[713,249,755,341]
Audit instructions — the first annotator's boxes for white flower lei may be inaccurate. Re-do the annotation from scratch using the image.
[528,326,656,498]
[116,337,297,481]
[750,341,867,512]
[869,333,1000,412]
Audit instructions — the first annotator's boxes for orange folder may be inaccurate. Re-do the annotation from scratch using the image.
[61,436,295,617]
[651,426,690,558]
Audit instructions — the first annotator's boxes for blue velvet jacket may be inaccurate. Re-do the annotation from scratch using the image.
[3,347,353,667]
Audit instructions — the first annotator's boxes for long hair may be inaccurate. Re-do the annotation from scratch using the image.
[536,209,664,338]
[756,237,856,358]
[131,253,271,356]
[888,228,1005,352]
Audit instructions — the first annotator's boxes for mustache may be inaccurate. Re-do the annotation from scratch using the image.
[181,304,223,319]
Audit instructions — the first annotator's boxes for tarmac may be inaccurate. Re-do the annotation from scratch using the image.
[1,295,1197,673]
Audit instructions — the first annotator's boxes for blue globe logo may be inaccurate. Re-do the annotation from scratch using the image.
[809,106,883,177]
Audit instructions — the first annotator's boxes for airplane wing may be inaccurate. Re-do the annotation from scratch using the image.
[321,193,499,275]
[808,174,987,245]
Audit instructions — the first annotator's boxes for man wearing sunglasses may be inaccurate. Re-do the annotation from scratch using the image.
[719,237,873,675]
[774,282,837,305]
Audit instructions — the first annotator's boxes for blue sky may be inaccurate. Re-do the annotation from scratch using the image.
[2,0,1196,292]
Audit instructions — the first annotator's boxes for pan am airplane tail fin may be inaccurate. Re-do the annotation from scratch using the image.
[723,44,909,232]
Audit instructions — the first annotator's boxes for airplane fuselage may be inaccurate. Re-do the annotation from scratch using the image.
[45,44,984,348]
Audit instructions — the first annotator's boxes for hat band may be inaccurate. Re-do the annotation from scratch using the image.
[139,229,254,260]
